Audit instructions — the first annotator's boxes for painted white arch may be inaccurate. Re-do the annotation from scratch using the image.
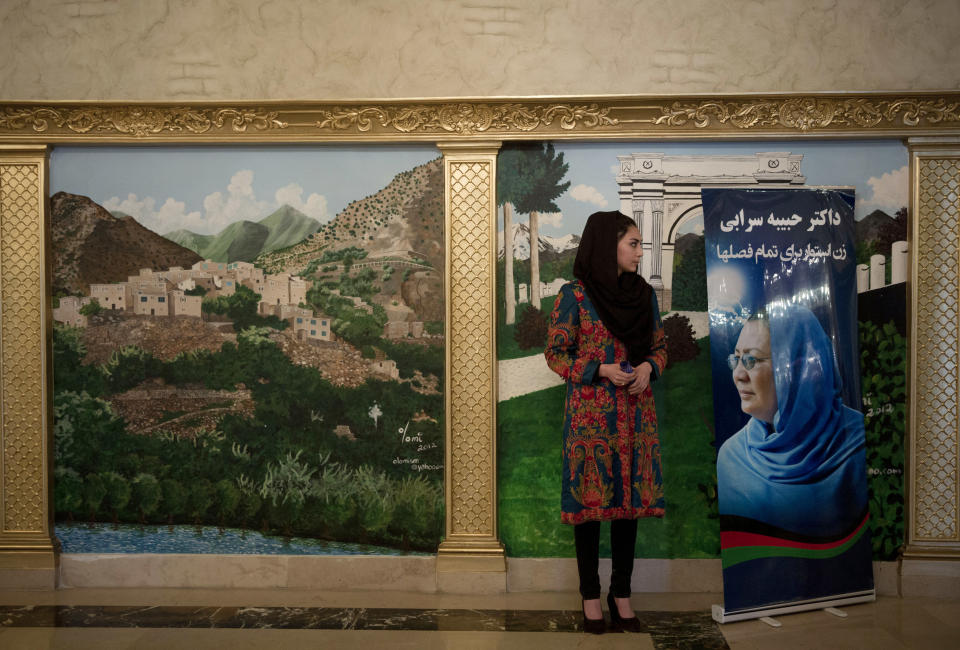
[616,152,806,310]
[667,205,704,244]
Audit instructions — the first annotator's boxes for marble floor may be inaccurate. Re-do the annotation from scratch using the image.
[0,588,957,649]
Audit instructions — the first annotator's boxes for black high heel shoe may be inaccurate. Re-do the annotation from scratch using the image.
[607,592,643,633]
[581,600,606,635]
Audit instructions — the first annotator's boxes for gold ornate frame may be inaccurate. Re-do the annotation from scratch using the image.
[2,94,960,141]
[1,93,958,589]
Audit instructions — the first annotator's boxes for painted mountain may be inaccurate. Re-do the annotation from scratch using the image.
[256,157,445,321]
[855,209,898,243]
[161,229,215,258]
[164,204,321,263]
[674,232,703,258]
[51,192,202,295]
[497,222,580,260]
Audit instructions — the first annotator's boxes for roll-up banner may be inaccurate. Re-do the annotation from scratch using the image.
[702,188,875,623]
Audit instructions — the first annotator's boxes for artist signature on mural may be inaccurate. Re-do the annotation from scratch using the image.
[392,420,442,472]
[862,394,895,420]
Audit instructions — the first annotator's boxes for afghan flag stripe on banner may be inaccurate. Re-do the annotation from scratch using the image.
[719,507,870,544]
[721,513,870,568]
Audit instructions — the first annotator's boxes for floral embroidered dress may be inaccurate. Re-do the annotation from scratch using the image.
[545,279,667,525]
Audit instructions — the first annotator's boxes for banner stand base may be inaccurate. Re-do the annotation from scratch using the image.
[711,590,876,624]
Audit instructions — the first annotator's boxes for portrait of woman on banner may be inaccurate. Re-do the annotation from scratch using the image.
[717,304,867,536]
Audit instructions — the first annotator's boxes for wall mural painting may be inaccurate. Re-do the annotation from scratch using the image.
[497,141,907,561]
[50,146,445,555]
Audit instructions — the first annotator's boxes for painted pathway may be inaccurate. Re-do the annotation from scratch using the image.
[498,311,709,402]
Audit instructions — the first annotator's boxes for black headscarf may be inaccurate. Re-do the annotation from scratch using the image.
[573,210,654,365]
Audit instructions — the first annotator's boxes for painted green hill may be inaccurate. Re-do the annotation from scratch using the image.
[162,204,319,263]
[164,229,216,256]
[259,205,321,253]
[205,220,270,263]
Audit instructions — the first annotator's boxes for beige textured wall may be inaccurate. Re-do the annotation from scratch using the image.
[1,0,958,101]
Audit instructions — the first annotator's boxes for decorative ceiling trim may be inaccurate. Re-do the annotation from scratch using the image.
[1,94,959,142]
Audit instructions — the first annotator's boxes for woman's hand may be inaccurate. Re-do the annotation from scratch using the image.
[598,363,636,388]
[627,361,652,395]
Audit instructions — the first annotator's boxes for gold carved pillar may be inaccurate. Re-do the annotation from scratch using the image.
[436,142,506,591]
[0,145,57,588]
[905,137,960,596]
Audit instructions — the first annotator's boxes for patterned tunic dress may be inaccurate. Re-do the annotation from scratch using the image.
[544,280,667,524]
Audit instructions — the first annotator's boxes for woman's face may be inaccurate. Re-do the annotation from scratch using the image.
[616,225,643,275]
[732,320,777,423]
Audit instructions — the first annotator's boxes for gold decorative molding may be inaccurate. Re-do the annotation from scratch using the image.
[653,97,960,132]
[907,138,960,558]
[2,94,960,142]
[316,103,616,135]
[437,142,505,573]
[0,106,286,137]
[0,145,57,579]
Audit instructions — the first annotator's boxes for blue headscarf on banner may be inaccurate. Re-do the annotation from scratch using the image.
[717,304,867,535]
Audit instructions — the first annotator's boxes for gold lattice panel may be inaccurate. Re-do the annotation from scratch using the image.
[448,161,494,537]
[914,157,960,542]
[0,162,45,533]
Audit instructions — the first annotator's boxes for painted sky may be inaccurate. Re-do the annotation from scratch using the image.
[51,141,907,242]
[51,146,439,236]
[529,140,908,239]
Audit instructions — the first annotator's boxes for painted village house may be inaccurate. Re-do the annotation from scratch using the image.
[54,260,328,338]
[263,304,335,343]
[227,261,266,294]
[261,272,307,307]
[52,295,93,328]
[382,297,425,339]
[89,283,128,311]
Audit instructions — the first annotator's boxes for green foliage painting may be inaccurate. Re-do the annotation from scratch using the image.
[671,237,707,311]
[53,324,444,551]
[859,319,906,560]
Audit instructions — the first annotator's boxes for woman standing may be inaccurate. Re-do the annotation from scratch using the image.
[545,210,667,634]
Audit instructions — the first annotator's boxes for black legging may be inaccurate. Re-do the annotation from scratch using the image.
[574,519,638,599]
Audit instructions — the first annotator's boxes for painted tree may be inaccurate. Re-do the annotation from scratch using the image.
[513,144,570,309]
[82,473,106,521]
[130,473,161,523]
[186,478,215,525]
[79,298,103,317]
[671,236,708,311]
[214,479,241,526]
[54,467,83,520]
[497,145,534,325]
[160,478,187,524]
[99,471,131,523]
